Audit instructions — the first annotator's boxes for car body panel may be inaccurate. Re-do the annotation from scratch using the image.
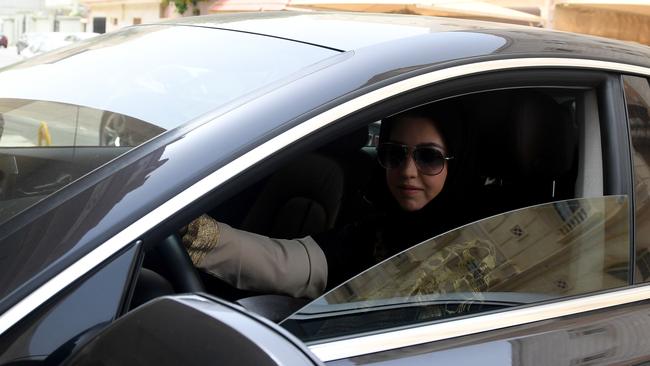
[63,294,323,365]
[325,299,650,365]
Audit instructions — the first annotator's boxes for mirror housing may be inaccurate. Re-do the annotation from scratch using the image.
[63,294,322,366]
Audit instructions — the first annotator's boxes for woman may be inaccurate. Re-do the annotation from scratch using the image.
[182,107,461,299]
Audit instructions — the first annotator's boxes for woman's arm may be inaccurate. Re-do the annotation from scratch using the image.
[182,215,328,299]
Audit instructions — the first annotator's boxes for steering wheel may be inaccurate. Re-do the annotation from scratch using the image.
[150,233,205,293]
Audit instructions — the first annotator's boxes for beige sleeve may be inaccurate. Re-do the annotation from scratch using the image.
[183,215,327,299]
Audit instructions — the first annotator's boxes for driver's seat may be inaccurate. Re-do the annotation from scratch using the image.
[241,152,345,239]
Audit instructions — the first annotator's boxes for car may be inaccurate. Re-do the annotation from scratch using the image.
[1,10,650,365]
[0,34,7,49]
[17,32,99,58]
[15,32,41,55]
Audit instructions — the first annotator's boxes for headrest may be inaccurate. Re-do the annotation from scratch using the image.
[507,91,577,179]
[242,153,344,238]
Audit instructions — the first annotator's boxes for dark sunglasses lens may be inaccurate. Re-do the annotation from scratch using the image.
[414,148,445,175]
[378,145,406,169]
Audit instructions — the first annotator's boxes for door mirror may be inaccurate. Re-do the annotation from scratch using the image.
[63,294,323,366]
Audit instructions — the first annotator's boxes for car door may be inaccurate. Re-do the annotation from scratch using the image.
[156,63,638,363]
[0,56,645,365]
[277,69,648,364]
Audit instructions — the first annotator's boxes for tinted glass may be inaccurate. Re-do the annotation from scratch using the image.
[622,75,650,282]
[0,26,336,224]
[0,25,337,131]
[0,244,137,364]
[283,196,629,343]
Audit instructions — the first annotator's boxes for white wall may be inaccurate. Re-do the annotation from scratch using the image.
[1,18,15,44]
[32,16,53,33]
[0,0,45,16]
[58,16,84,32]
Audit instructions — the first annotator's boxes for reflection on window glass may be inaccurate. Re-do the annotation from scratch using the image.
[0,98,163,224]
[283,196,629,342]
[0,26,338,131]
[0,98,163,147]
[623,75,650,282]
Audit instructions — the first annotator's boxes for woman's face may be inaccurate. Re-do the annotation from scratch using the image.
[385,117,448,211]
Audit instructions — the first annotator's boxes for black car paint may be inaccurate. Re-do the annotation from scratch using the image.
[0,12,649,364]
[0,244,140,364]
[62,294,323,366]
[329,298,650,365]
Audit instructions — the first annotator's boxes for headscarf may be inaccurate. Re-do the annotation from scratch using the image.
[317,102,471,289]
[372,102,467,260]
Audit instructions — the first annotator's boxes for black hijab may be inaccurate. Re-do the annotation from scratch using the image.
[371,104,464,258]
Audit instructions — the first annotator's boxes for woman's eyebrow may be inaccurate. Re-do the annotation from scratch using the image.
[417,142,445,150]
[384,140,447,151]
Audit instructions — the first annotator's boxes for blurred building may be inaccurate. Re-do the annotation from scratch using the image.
[205,0,650,45]
[486,0,650,46]
[77,1,650,45]
[0,0,87,45]
[82,0,168,33]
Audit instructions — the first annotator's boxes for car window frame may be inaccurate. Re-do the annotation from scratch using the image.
[305,70,637,361]
[622,74,650,286]
[0,58,647,352]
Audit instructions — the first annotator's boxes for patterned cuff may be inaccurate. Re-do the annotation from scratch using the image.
[182,214,220,266]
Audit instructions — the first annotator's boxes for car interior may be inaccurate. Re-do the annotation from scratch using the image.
[130,85,602,323]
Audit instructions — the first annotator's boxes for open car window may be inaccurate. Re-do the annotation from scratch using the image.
[282,195,630,343]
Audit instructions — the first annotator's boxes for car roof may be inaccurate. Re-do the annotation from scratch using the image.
[161,10,513,50]
[166,11,640,46]
[159,10,650,68]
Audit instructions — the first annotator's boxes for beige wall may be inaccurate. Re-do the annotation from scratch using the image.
[555,5,650,46]
[484,0,544,6]
[86,1,162,32]
[472,0,650,46]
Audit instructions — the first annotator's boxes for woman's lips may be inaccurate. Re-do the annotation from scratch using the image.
[398,185,423,195]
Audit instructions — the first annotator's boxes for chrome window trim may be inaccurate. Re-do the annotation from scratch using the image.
[1,57,649,336]
[308,284,650,361]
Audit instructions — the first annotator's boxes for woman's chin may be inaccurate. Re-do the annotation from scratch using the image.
[397,199,426,212]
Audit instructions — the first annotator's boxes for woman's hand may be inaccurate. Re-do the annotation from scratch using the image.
[181,214,220,266]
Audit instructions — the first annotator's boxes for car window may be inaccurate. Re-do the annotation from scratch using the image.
[622,74,650,282]
[276,85,628,342]
[170,82,621,340]
[282,196,630,342]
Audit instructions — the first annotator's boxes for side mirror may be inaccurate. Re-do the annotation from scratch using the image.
[63,294,323,366]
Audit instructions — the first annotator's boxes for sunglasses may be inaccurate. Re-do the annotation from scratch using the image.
[377,142,453,176]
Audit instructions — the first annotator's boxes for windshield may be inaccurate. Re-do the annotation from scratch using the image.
[0,25,337,130]
[0,25,337,224]
[283,196,630,343]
